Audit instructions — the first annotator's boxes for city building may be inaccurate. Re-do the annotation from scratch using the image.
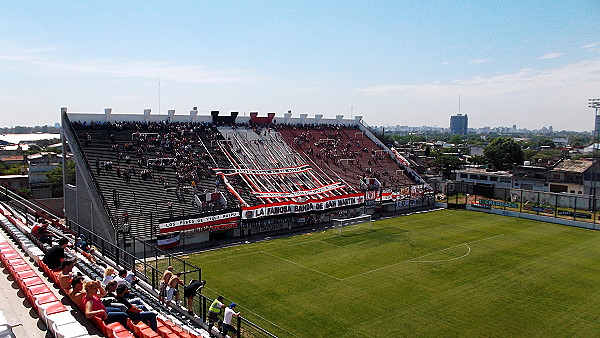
[453,159,600,196]
[450,114,468,135]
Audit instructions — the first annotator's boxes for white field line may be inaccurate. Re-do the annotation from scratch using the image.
[341,233,504,280]
[260,251,342,281]
[284,238,337,248]
[204,286,298,337]
[410,244,471,263]
[203,251,263,264]
[322,232,403,248]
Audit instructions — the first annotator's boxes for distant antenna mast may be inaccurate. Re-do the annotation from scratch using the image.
[458,93,461,114]
[350,106,354,119]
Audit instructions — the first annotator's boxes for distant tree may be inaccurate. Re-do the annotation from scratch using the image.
[569,134,592,148]
[483,137,524,170]
[537,137,555,148]
[469,155,488,165]
[46,161,76,197]
[390,134,426,145]
[17,187,31,197]
[432,154,462,172]
[0,163,25,175]
[523,149,562,162]
[449,134,462,145]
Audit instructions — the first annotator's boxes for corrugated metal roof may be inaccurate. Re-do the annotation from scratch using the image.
[552,159,593,173]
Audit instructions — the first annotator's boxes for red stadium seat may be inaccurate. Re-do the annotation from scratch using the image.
[105,322,133,338]
[15,269,37,281]
[10,263,30,274]
[33,291,59,306]
[20,276,44,288]
[140,327,161,338]
[24,283,51,302]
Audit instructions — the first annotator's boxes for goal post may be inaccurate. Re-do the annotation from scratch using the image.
[332,214,372,236]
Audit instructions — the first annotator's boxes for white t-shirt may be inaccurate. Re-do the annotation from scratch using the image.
[223,307,237,325]
[101,275,114,287]
[113,275,130,287]
[125,271,136,284]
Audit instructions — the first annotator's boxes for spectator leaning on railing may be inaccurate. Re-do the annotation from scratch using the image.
[221,303,240,336]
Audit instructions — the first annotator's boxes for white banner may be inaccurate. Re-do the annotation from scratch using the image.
[242,193,364,219]
[157,233,180,247]
[252,182,346,198]
[159,211,240,233]
[214,165,312,176]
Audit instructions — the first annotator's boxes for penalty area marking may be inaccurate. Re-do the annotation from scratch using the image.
[409,244,471,263]
[341,233,504,280]
[261,251,342,281]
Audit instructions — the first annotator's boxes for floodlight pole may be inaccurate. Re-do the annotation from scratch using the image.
[589,98,600,215]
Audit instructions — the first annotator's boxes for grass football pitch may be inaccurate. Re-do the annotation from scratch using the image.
[182,209,600,337]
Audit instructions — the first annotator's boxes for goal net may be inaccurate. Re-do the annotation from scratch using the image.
[332,214,372,236]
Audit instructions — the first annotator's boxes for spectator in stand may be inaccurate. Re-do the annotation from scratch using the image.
[75,234,91,252]
[43,237,69,271]
[159,266,173,305]
[104,280,118,298]
[58,259,77,290]
[101,267,116,287]
[68,276,86,306]
[83,280,128,328]
[184,279,205,315]
[112,269,127,286]
[207,295,225,335]
[32,218,53,245]
[221,303,241,337]
[124,269,138,286]
[166,272,183,307]
[115,284,158,331]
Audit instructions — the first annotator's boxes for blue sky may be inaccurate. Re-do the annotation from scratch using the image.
[0,1,599,131]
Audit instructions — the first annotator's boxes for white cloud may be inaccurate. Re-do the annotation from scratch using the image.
[583,42,600,53]
[468,58,491,64]
[357,58,600,99]
[540,52,563,59]
[0,50,261,84]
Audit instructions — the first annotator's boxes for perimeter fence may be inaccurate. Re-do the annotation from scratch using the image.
[433,180,600,225]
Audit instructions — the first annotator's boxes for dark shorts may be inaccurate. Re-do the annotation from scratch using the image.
[207,311,220,323]
[159,282,167,297]
[222,323,238,335]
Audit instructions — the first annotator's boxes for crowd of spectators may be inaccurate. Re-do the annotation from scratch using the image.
[279,124,414,190]
[74,120,240,213]
[36,231,160,332]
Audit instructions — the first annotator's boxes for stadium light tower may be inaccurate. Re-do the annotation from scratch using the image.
[589,98,600,212]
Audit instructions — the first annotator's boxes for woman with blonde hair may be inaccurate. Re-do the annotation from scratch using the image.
[102,267,116,287]
[82,280,128,327]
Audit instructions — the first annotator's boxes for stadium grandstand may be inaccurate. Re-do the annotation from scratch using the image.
[60,107,433,248]
[0,108,434,338]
